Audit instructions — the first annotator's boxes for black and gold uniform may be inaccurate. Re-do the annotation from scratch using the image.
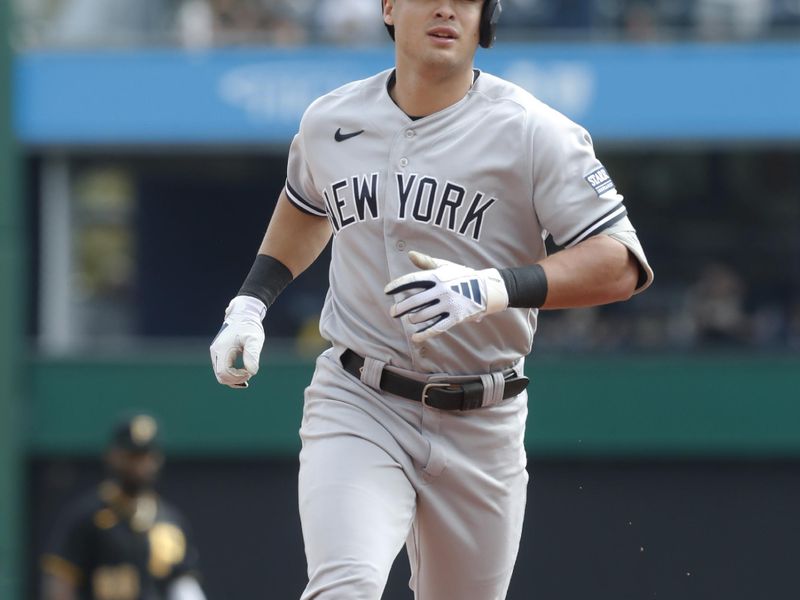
[42,481,200,600]
[41,415,204,600]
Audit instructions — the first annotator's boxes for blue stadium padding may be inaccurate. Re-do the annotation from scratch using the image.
[14,43,800,145]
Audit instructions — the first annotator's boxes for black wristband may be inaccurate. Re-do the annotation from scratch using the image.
[498,264,548,309]
[238,254,294,309]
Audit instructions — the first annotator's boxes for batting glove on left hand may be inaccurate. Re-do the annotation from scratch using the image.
[384,251,509,343]
[210,295,267,389]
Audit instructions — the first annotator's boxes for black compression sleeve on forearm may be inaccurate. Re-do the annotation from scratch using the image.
[238,254,294,309]
[498,264,548,308]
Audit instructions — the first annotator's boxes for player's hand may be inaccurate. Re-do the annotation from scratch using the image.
[384,251,509,343]
[209,295,267,389]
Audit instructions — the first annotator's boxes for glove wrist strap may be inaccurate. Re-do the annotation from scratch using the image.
[227,295,268,321]
[481,268,510,314]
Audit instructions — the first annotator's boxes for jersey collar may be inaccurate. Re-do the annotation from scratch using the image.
[385,69,482,121]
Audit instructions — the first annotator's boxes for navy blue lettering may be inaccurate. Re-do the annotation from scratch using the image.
[332,180,355,228]
[352,173,379,221]
[458,193,496,241]
[397,173,416,219]
[413,177,438,223]
[435,182,465,230]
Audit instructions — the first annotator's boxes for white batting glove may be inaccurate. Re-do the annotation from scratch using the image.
[384,251,509,343]
[209,295,267,389]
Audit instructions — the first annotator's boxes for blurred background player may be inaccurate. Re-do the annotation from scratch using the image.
[40,415,206,600]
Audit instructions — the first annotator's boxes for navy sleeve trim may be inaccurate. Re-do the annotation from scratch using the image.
[563,202,627,248]
[285,181,327,217]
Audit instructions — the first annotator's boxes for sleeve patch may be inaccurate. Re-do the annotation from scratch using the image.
[584,167,616,196]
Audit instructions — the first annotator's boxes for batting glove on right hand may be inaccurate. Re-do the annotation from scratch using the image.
[384,251,509,343]
[210,295,267,389]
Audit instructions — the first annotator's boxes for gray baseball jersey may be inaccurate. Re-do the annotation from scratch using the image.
[286,68,653,600]
[286,68,653,375]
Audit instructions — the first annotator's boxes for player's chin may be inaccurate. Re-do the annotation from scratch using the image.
[420,46,465,68]
[426,40,477,65]
[425,36,467,56]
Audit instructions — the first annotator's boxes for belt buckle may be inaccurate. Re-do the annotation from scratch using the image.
[421,382,451,407]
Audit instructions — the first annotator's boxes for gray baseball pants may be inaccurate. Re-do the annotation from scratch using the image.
[298,348,529,600]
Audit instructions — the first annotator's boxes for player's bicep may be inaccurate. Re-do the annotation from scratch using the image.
[259,191,332,278]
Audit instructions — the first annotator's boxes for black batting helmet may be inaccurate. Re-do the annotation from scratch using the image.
[382,0,502,49]
[109,414,160,453]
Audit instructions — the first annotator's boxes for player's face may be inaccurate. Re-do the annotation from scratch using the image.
[386,0,483,73]
[106,448,163,495]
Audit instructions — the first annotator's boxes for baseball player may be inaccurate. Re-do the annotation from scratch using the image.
[210,0,654,598]
[41,415,206,600]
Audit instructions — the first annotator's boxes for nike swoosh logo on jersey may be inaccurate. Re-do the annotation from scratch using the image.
[335,128,365,142]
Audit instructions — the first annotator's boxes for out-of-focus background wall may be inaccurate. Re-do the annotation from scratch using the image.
[2,1,800,598]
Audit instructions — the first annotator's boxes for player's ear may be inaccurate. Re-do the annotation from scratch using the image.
[384,0,394,27]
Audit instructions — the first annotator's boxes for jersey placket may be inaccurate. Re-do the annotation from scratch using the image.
[384,122,427,366]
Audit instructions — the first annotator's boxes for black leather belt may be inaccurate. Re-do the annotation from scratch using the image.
[340,349,529,411]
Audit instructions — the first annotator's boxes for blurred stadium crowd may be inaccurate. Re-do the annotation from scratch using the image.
[53,145,800,357]
[12,1,800,357]
[12,0,800,48]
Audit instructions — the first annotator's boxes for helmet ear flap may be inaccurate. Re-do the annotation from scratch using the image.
[480,0,502,49]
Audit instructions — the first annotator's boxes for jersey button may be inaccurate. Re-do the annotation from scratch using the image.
[399,157,409,168]
[396,240,406,251]
[405,130,415,138]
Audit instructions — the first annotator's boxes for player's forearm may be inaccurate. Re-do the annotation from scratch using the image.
[258,190,332,278]
[538,234,639,309]
[211,190,333,388]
